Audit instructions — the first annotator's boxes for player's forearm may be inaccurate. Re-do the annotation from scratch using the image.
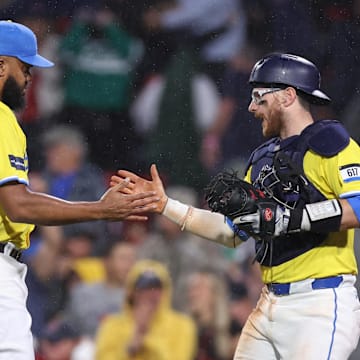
[339,198,360,230]
[5,190,104,225]
[298,198,360,233]
[163,198,242,247]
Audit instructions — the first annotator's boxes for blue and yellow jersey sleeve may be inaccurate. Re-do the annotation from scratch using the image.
[303,138,360,200]
[0,102,35,249]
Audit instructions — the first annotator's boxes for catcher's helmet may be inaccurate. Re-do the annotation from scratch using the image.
[249,53,330,104]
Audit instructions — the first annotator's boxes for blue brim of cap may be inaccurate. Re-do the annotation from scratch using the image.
[18,54,54,68]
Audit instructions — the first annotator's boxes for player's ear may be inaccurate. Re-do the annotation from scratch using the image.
[282,87,297,107]
[0,57,9,78]
[0,57,5,76]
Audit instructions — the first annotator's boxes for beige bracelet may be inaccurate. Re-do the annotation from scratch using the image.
[179,206,194,231]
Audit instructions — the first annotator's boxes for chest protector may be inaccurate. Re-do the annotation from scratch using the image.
[245,120,349,266]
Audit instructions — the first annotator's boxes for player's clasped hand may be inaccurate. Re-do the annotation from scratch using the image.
[100,177,160,221]
[110,164,169,214]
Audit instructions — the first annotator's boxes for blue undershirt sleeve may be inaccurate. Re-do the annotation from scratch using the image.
[346,195,360,222]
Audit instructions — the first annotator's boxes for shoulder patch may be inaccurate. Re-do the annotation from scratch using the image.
[8,154,27,171]
[339,164,360,183]
[307,120,350,157]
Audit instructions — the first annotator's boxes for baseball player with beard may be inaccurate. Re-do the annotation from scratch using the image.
[0,20,159,360]
[113,53,360,359]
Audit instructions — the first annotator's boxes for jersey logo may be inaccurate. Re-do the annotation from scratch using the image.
[339,164,360,182]
[8,154,27,171]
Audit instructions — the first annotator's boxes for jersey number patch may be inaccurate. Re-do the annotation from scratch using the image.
[340,164,360,182]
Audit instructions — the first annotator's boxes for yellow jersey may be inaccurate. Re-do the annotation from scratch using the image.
[0,102,35,249]
[245,138,360,284]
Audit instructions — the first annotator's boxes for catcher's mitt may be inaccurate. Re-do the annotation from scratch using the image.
[204,170,267,218]
[204,170,280,237]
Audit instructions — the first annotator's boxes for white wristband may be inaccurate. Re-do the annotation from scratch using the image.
[163,198,243,247]
[163,198,190,227]
[305,199,341,221]
[301,199,342,232]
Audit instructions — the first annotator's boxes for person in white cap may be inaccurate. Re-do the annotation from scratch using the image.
[0,20,159,360]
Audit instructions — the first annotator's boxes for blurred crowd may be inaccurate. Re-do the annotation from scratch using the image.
[1,0,360,359]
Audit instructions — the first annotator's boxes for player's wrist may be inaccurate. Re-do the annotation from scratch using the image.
[163,198,190,227]
[302,199,342,233]
[287,200,342,233]
[158,195,168,214]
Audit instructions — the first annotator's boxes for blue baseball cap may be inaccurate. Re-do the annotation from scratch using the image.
[40,321,80,342]
[135,271,163,289]
[0,20,54,68]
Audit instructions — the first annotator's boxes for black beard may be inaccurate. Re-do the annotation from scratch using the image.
[1,76,25,111]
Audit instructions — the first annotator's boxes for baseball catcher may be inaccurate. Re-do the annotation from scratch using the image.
[111,53,360,360]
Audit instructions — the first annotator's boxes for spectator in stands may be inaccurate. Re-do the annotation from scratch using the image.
[95,259,197,360]
[143,0,247,90]
[62,231,105,285]
[185,270,232,360]
[64,241,137,338]
[40,124,109,252]
[26,240,67,341]
[36,319,95,360]
[58,6,144,170]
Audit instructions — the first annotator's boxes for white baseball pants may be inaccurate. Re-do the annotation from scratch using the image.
[0,254,34,360]
[234,277,360,360]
